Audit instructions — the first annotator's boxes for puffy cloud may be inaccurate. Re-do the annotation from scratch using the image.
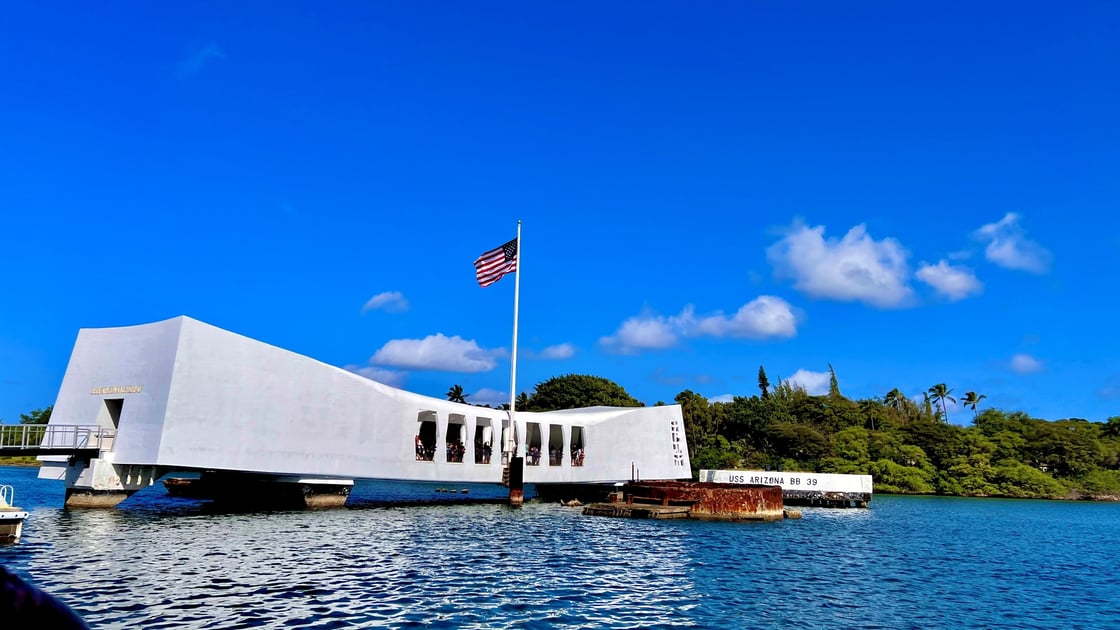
[599,314,680,354]
[1010,353,1044,374]
[916,260,984,301]
[709,394,735,404]
[787,369,831,396]
[361,291,410,314]
[767,221,913,308]
[600,296,798,354]
[687,296,799,339]
[370,333,502,372]
[345,365,407,388]
[471,387,508,407]
[524,343,576,360]
[973,213,1052,273]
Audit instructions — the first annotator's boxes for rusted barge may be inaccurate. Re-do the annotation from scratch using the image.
[582,481,797,521]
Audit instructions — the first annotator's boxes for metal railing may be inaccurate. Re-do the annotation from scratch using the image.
[0,424,115,453]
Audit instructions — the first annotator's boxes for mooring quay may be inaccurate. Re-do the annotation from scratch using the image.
[26,316,693,508]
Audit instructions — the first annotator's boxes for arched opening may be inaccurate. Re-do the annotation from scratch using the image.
[526,422,542,466]
[548,424,564,466]
[415,411,437,461]
[570,426,585,466]
[474,417,493,464]
[446,414,467,463]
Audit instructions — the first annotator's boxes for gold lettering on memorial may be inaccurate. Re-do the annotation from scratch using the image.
[90,385,143,395]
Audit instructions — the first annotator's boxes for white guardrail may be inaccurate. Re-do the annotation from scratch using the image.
[0,424,115,452]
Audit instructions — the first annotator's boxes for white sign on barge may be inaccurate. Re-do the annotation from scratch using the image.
[699,470,872,508]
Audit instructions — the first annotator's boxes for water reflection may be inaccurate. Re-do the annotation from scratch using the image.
[3,467,1120,628]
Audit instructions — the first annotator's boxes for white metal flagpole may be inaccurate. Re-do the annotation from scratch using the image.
[506,220,522,458]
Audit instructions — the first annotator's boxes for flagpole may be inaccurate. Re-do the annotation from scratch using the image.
[506,220,522,459]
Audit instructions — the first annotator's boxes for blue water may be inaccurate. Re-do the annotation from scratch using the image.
[1,465,1117,629]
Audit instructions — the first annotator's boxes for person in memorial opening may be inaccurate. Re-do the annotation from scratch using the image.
[0,564,89,628]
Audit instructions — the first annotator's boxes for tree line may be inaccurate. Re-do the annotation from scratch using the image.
[678,366,1120,499]
[454,370,1120,500]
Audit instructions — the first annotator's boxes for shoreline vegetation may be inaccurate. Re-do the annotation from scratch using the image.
[668,367,1120,503]
[479,372,1120,504]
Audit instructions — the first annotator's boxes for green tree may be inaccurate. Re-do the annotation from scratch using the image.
[927,383,956,423]
[20,406,52,425]
[870,459,935,494]
[828,363,842,399]
[1102,417,1120,439]
[758,366,771,399]
[961,391,987,419]
[675,390,713,458]
[920,392,934,418]
[884,388,906,413]
[768,421,829,463]
[446,385,468,404]
[514,391,530,409]
[527,374,643,410]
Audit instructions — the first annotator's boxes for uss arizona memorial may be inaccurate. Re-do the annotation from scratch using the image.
[40,316,691,507]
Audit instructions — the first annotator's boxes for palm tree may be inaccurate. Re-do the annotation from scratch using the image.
[884,388,906,413]
[961,391,987,419]
[446,384,468,404]
[927,383,956,423]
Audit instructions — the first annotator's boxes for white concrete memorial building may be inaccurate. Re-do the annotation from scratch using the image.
[40,316,690,506]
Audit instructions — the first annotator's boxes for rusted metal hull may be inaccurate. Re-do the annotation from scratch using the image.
[583,481,785,522]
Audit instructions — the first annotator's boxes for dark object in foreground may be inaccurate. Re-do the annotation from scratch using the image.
[0,565,89,628]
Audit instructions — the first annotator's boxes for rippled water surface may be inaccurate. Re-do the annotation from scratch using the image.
[1,465,1118,628]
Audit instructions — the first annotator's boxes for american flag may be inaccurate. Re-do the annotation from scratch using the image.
[474,238,518,287]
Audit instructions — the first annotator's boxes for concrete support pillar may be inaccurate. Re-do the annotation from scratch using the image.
[298,480,352,508]
[508,456,524,507]
[45,456,165,509]
[64,489,136,508]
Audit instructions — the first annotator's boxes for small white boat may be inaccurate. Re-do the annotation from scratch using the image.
[0,485,29,542]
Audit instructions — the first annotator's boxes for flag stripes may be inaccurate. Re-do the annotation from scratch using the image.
[474,238,518,287]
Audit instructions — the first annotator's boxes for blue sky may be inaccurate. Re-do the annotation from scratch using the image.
[2,2,1119,425]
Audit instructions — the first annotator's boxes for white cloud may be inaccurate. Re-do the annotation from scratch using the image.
[599,313,681,354]
[345,365,407,388]
[361,291,409,314]
[973,213,1052,273]
[787,369,830,396]
[688,296,799,339]
[709,394,735,404]
[767,221,913,308]
[600,296,798,354]
[1010,353,1044,374]
[916,260,984,301]
[525,343,576,360]
[472,387,508,407]
[370,333,503,372]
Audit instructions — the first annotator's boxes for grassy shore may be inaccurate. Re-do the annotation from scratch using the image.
[0,457,41,467]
